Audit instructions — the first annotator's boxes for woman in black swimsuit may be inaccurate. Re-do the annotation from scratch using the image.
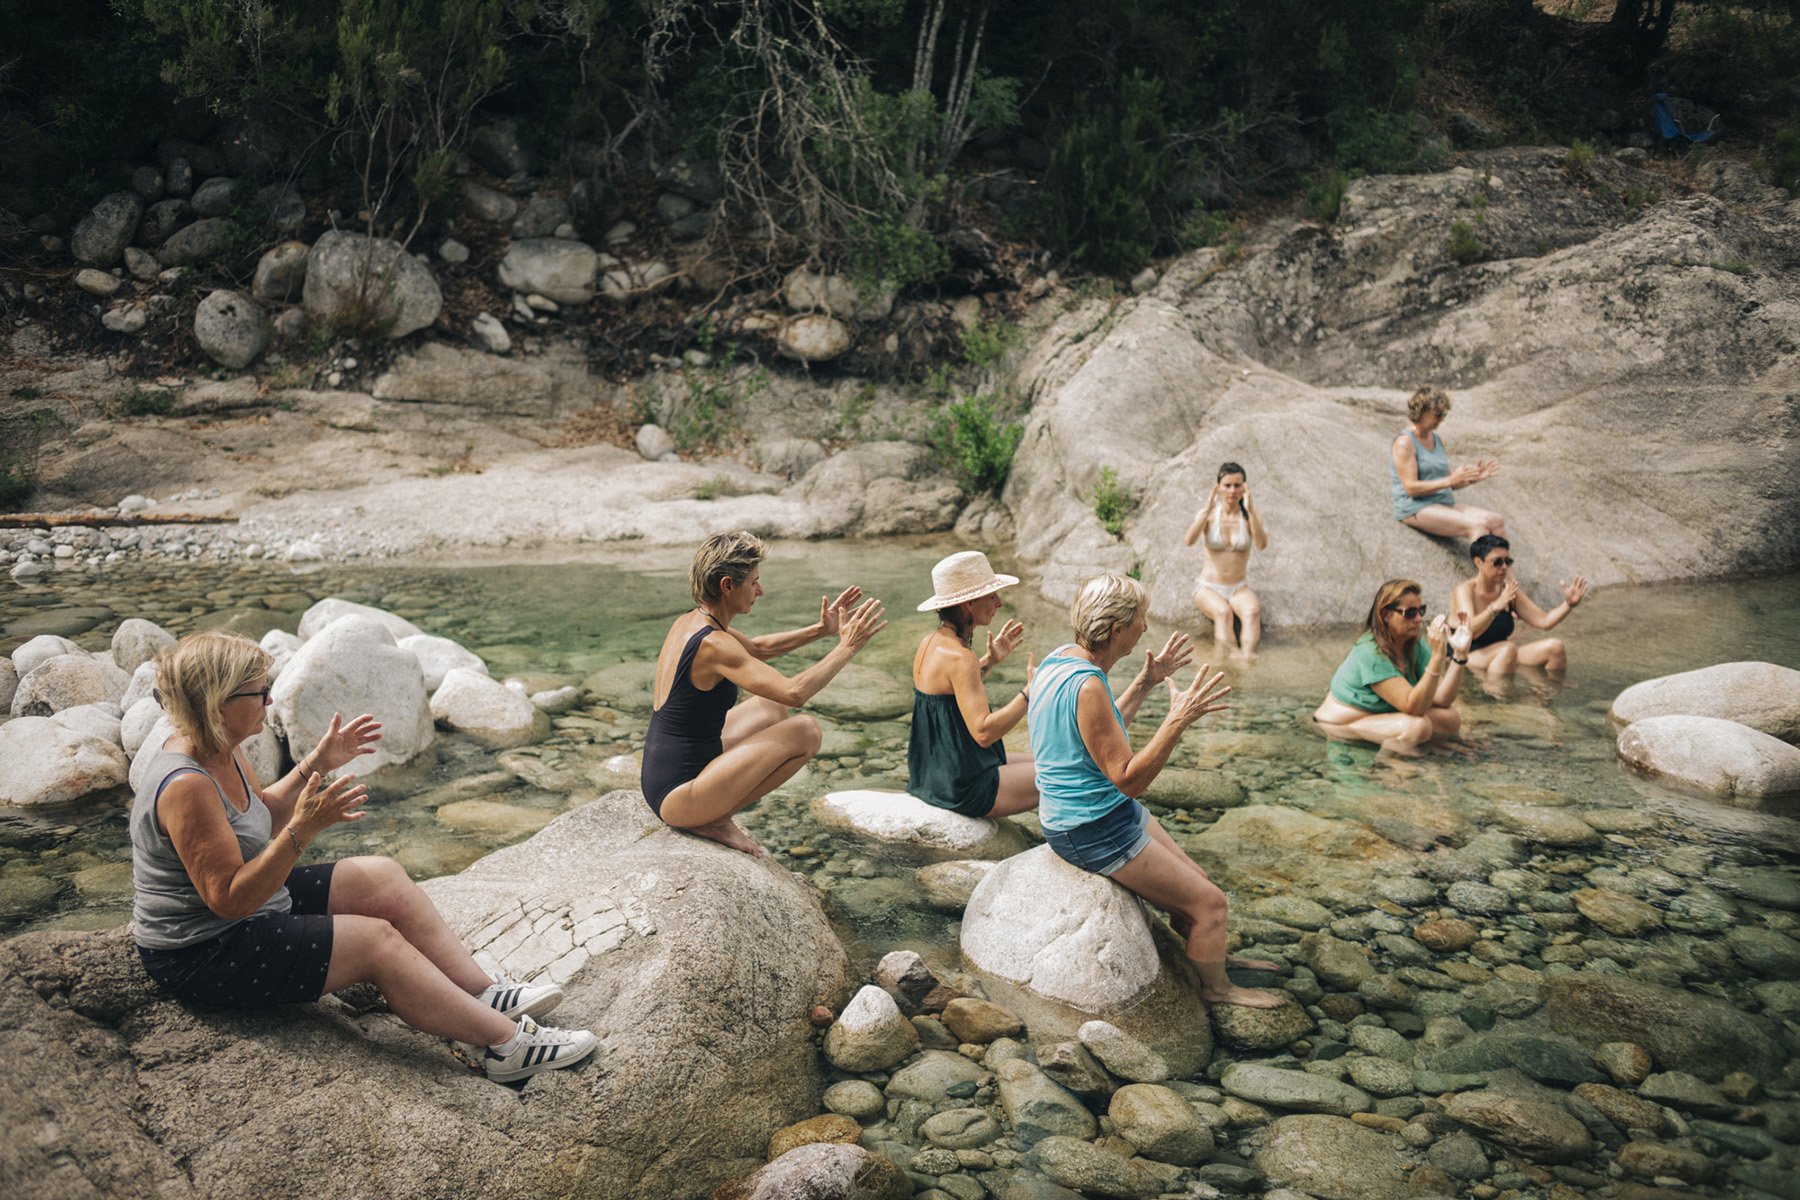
[641,531,887,856]
[1451,534,1589,691]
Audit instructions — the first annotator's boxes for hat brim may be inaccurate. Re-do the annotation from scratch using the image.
[915,573,1020,611]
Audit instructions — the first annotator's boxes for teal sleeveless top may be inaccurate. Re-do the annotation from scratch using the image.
[1027,646,1132,831]
[1391,430,1455,519]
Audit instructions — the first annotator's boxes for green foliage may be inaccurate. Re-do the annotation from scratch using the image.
[1326,106,1441,177]
[1766,128,1800,191]
[1708,259,1751,276]
[1044,70,1172,273]
[1306,171,1350,223]
[1620,182,1661,211]
[1091,466,1131,537]
[655,328,769,452]
[847,213,950,291]
[1179,207,1240,252]
[837,380,878,437]
[1446,219,1487,265]
[0,408,63,509]
[119,388,177,416]
[960,319,1023,371]
[1564,139,1596,175]
[692,474,725,501]
[930,393,1022,497]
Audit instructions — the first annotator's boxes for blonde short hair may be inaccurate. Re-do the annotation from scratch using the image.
[1407,386,1452,423]
[690,530,768,603]
[1071,573,1148,651]
[155,632,273,756]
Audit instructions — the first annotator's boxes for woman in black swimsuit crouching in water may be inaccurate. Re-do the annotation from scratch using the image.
[642,531,886,856]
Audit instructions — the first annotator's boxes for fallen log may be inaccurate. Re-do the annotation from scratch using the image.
[0,512,239,529]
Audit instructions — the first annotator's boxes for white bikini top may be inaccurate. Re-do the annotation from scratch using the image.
[1204,506,1252,551]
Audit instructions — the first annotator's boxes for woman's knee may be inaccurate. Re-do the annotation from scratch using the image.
[1541,637,1567,668]
[785,713,822,755]
[1484,513,1506,536]
[1396,715,1434,746]
[1491,642,1519,670]
[333,915,404,970]
[1182,880,1229,926]
[1432,707,1462,738]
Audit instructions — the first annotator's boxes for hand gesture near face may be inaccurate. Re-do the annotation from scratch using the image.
[1168,665,1231,728]
[1562,576,1590,608]
[291,771,369,841]
[985,618,1026,667]
[819,586,865,635]
[1426,614,1451,657]
[1496,576,1520,611]
[1448,611,1473,657]
[1240,482,1255,512]
[837,597,887,652]
[1141,631,1195,686]
[312,713,382,775]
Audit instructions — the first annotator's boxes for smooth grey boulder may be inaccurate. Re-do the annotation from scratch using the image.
[397,634,486,691]
[961,845,1213,1076]
[271,616,434,776]
[822,984,917,1071]
[810,790,1029,864]
[11,655,131,717]
[915,859,997,912]
[0,660,16,713]
[778,313,852,362]
[429,668,548,748]
[782,268,896,321]
[51,704,125,749]
[0,716,129,805]
[1617,714,1800,797]
[194,289,271,369]
[713,1143,909,1200]
[297,598,423,644]
[303,230,442,339]
[156,218,236,267]
[1611,662,1800,741]
[0,790,852,1200]
[1187,804,1415,907]
[511,194,572,239]
[1442,1091,1594,1163]
[498,238,599,305]
[189,176,242,217]
[796,442,962,538]
[1220,1064,1373,1116]
[252,240,310,303]
[72,192,143,265]
[111,618,175,674]
[1256,1114,1408,1200]
[136,198,190,247]
[460,180,519,224]
[1109,1083,1213,1164]
[13,635,85,677]
[996,1058,1098,1145]
[1544,971,1787,1082]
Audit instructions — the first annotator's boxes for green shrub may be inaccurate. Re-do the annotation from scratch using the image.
[692,474,725,501]
[1179,207,1239,251]
[1767,128,1800,191]
[1092,466,1131,537]
[930,393,1022,497]
[1306,171,1350,223]
[1708,259,1751,276]
[1564,139,1595,174]
[1446,220,1487,265]
[119,387,176,416]
[1044,70,1171,273]
[1327,106,1441,176]
[961,319,1022,371]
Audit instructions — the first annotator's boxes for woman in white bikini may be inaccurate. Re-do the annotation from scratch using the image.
[1184,462,1267,662]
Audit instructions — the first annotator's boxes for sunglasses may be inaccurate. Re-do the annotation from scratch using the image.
[1486,556,1515,567]
[1385,603,1428,619]
[228,686,273,705]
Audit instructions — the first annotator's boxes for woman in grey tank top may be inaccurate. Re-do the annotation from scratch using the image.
[131,631,597,1084]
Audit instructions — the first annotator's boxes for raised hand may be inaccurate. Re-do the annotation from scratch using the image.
[819,586,865,635]
[312,713,382,775]
[1241,482,1255,512]
[1448,611,1473,657]
[1167,665,1231,727]
[1472,458,1501,482]
[1426,614,1450,657]
[1141,631,1194,686]
[1562,575,1590,607]
[291,771,369,840]
[985,618,1026,667]
[838,597,887,652]
[1495,576,1520,610]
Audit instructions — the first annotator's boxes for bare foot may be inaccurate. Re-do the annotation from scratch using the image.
[1227,955,1281,972]
[687,818,766,857]
[1201,985,1288,1009]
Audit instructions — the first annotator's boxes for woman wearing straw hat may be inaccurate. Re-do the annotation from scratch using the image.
[908,551,1040,819]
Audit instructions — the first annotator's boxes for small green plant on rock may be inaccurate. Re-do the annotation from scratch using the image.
[1446,220,1488,265]
[1092,466,1132,537]
[1307,171,1350,223]
[961,319,1023,371]
[9,385,45,401]
[692,474,725,501]
[0,407,61,509]
[119,387,176,417]
[930,393,1022,498]
[1709,259,1751,276]
[1564,139,1595,175]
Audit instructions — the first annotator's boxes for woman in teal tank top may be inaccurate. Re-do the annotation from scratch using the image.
[1027,573,1287,1009]
[1313,578,1469,754]
[908,552,1039,818]
[1390,386,1508,540]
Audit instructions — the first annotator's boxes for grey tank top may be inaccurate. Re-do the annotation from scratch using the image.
[130,743,292,949]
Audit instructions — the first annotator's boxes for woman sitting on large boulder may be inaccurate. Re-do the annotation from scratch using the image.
[131,631,595,1084]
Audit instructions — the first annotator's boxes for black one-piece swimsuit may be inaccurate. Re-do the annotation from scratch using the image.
[641,622,739,817]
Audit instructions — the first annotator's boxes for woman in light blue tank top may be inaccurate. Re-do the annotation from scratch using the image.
[1027,573,1287,1009]
[1390,386,1508,540]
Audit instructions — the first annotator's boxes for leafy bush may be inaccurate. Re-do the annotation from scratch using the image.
[1446,220,1487,265]
[1564,139,1595,174]
[1091,466,1131,537]
[119,388,176,416]
[1043,70,1172,273]
[1179,207,1239,251]
[1767,128,1800,191]
[1306,171,1350,223]
[1327,106,1442,177]
[930,393,1022,497]
[960,319,1023,371]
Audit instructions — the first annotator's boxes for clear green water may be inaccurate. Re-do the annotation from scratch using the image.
[3,545,1797,990]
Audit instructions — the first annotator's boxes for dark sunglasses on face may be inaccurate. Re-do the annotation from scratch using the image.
[1385,603,1428,619]
[228,686,273,705]
[1486,556,1514,567]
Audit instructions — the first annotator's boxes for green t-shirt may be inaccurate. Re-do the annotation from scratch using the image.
[1330,633,1431,713]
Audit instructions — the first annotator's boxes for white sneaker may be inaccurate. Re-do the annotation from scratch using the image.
[484,1016,598,1084]
[476,975,564,1021]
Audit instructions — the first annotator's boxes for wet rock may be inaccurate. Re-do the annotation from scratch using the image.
[1343,1057,1414,1097]
[1493,804,1600,848]
[915,860,996,912]
[1210,998,1314,1050]
[11,655,131,716]
[1109,1083,1213,1165]
[1187,805,1414,905]
[715,1143,909,1200]
[1711,865,1800,911]
[1297,932,1375,990]
[73,192,143,265]
[1443,1091,1594,1162]
[823,1080,885,1120]
[1027,1137,1163,1200]
[1593,1041,1653,1086]
[768,1114,862,1160]
[397,634,488,691]
[252,240,310,303]
[1034,1040,1115,1099]
[194,289,271,369]
[111,619,175,674]
[1220,1064,1372,1116]
[1637,1071,1732,1116]
[941,998,1023,1044]
[919,1108,1001,1150]
[1255,1114,1408,1200]
[824,985,918,1071]
[272,616,434,776]
[1243,896,1333,930]
[1427,1132,1490,1180]
[1611,662,1800,741]
[996,1059,1098,1144]
[1570,1083,1669,1134]
[1572,888,1663,935]
[1617,715,1800,798]
[873,950,938,1008]
[1078,1020,1168,1083]
[303,230,443,339]
[1725,925,1800,978]
[1445,881,1512,915]
[811,790,1028,863]
[1433,1035,1599,1086]
[1616,1140,1712,1183]
[1544,972,1786,1082]
[498,238,599,305]
[887,1050,984,1103]
[1141,766,1248,811]
[432,799,553,841]
[0,717,129,805]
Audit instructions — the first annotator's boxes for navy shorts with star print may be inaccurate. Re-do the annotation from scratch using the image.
[138,864,337,1008]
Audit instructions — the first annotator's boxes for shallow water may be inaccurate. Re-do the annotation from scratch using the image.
[3,545,1797,1003]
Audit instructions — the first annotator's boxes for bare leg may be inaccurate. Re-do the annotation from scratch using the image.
[1142,819,1279,972]
[989,753,1040,818]
[1109,839,1285,1008]
[721,696,789,749]
[1402,505,1506,540]
[1227,587,1262,661]
[1314,700,1435,756]
[324,915,515,1045]
[1192,584,1238,655]
[328,856,490,993]
[1427,705,1462,742]
[1516,637,1566,672]
[658,714,822,856]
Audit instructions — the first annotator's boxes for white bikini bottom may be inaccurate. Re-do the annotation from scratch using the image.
[1196,578,1247,601]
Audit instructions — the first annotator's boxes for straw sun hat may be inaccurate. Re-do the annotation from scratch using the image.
[916,551,1020,612]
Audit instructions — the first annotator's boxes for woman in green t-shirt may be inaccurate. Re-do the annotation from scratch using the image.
[1313,579,1471,754]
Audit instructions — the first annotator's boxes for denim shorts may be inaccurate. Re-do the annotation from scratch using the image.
[1043,800,1152,876]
